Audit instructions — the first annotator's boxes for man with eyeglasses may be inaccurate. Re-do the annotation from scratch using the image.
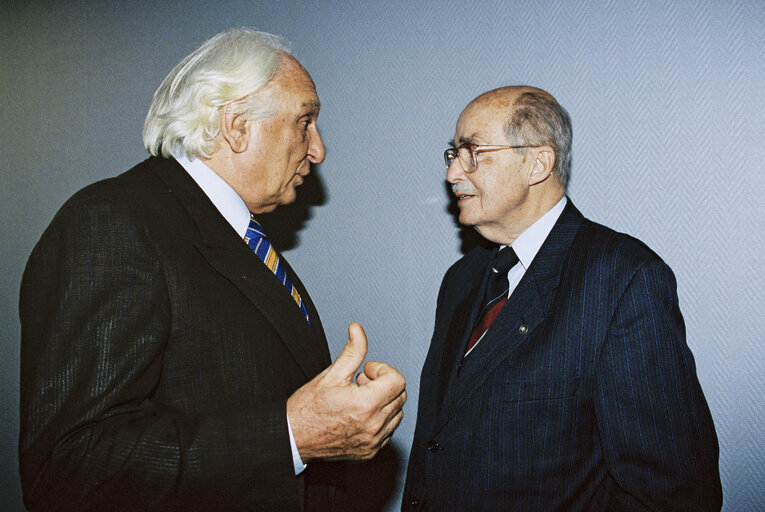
[403,86,721,511]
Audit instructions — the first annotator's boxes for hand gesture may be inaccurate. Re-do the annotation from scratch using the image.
[287,323,406,461]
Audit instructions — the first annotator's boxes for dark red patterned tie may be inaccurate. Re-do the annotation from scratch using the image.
[465,247,519,354]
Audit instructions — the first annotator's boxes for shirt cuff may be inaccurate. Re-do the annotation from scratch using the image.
[287,412,307,475]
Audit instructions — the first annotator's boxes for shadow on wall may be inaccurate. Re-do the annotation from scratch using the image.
[258,162,403,509]
[258,164,327,251]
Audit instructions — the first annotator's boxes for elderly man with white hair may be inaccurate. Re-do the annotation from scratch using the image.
[19,28,406,512]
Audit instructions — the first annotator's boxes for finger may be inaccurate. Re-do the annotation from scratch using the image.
[376,428,396,453]
[364,362,406,388]
[363,360,396,380]
[379,389,407,418]
[356,371,371,386]
[363,389,406,437]
[363,407,403,459]
[361,367,406,404]
[377,408,405,442]
[327,322,368,382]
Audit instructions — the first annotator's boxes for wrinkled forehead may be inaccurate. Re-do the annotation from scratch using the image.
[278,54,316,87]
[262,54,321,109]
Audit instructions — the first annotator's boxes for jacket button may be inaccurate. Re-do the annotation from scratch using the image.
[427,440,440,452]
[411,497,420,506]
[519,324,528,334]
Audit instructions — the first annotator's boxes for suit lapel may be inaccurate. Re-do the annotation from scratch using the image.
[434,274,485,416]
[150,157,330,378]
[433,200,584,431]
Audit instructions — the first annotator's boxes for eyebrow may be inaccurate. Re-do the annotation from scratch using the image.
[303,99,321,111]
[448,136,476,147]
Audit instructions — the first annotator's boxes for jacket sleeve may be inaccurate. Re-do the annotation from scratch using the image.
[594,258,722,511]
[19,196,299,511]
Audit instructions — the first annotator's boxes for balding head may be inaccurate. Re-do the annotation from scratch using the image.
[464,86,572,187]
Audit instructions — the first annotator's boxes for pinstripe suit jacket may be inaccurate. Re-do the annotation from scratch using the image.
[19,157,342,511]
[403,200,721,511]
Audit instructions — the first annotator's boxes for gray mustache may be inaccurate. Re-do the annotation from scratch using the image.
[451,183,475,195]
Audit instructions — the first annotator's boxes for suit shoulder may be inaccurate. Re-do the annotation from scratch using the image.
[36,158,179,250]
[50,157,183,230]
[65,157,169,207]
[575,217,672,277]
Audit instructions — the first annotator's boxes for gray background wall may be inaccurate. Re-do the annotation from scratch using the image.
[2,1,763,510]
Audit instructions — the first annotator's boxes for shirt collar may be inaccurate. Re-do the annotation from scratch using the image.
[173,152,251,238]
[505,196,567,270]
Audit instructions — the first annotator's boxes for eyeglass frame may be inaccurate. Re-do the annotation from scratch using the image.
[444,142,540,173]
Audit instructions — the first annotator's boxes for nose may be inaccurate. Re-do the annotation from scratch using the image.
[307,125,325,164]
[445,158,465,184]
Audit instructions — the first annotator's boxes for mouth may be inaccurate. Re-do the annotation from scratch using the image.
[456,193,475,204]
[452,182,476,205]
[294,167,311,186]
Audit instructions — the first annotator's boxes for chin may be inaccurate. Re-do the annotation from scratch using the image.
[458,212,479,227]
[279,191,297,206]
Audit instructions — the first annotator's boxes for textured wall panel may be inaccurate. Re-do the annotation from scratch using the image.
[2,1,762,510]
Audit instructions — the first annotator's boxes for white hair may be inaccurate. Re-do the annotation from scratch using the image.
[143,28,291,159]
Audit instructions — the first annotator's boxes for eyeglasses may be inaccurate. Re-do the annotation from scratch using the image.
[444,142,538,173]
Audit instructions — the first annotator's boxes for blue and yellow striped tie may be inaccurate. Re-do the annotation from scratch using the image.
[244,216,310,324]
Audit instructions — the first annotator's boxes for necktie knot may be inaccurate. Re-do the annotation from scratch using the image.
[492,246,519,275]
[486,247,518,301]
[244,216,267,244]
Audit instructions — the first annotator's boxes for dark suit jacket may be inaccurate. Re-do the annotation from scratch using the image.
[19,157,343,511]
[403,200,721,511]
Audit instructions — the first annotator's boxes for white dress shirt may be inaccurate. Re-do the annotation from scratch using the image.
[174,153,308,476]
[465,196,567,356]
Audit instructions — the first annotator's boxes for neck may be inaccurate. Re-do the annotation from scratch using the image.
[479,186,564,245]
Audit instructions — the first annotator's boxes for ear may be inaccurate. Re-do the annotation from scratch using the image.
[528,146,556,186]
[220,103,250,154]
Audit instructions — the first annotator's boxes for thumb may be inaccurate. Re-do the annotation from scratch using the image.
[329,322,368,382]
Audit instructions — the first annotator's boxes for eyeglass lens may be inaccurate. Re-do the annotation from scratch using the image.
[457,145,475,171]
[444,144,476,172]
